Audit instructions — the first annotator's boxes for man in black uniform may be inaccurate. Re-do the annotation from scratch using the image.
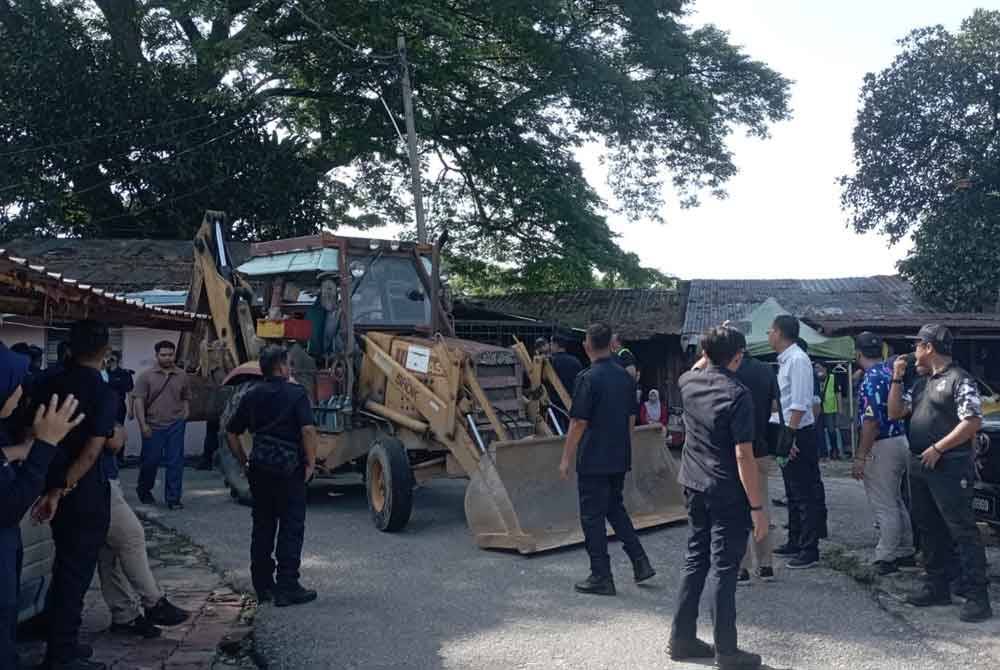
[558,322,654,596]
[31,321,118,670]
[547,333,582,431]
[226,345,319,607]
[670,327,767,670]
[887,324,992,622]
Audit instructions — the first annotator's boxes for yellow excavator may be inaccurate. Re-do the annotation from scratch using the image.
[180,211,685,554]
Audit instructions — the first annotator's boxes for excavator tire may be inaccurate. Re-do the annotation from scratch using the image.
[366,436,413,532]
[217,380,260,507]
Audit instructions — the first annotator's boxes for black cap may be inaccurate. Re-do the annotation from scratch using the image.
[916,324,953,354]
[855,331,883,357]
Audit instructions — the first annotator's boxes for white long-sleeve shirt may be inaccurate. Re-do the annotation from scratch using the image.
[773,343,816,428]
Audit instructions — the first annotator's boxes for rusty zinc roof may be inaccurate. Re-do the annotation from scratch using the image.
[0,248,204,329]
[461,285,690,340]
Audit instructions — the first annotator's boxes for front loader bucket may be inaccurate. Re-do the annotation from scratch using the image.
[464,425,687,554]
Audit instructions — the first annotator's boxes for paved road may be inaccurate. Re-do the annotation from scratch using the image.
[121,466,1000,670]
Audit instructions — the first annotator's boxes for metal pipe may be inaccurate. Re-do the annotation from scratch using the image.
[364,400,429,434]
[548,407,565,436]
[466,414,487,453]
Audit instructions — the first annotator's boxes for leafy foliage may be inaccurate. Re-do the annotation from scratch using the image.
[1,0,790,288]
[841,9,1000,309]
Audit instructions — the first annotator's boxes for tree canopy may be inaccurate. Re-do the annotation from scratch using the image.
[1,1,791,290]
[841,9,1000,309]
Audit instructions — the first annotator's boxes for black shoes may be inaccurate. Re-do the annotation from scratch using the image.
[786,553,818,570]
[874,560,898,576]
[737,569,751,585]
[632,556,656,584]
[136,489,155,505]
[110,615,161,638]
[574,574,616,596]
[145,597,189,626]
[668,636,715,661]
[274,584,318,607]
[906,583,951,608]
[959,597,993,623]
[773,544,799,557]
[756,566,775,582]
[716,649,763,669]
[167,501,185,511]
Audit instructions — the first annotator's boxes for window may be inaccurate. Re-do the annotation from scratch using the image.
[46,325,123,365]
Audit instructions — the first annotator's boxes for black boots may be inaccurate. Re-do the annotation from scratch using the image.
[632,556,656,583]
[715,649,763,669]
[573,574,616,596]
[668,637,714,660]
[906,582,952,607]
[274,583,318,607]
[959,592,993,623]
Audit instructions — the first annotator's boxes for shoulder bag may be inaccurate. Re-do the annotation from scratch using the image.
[766,395,795,458]
[249,402,303,477]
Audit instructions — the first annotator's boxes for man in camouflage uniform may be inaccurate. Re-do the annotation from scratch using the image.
[888,324,992,622]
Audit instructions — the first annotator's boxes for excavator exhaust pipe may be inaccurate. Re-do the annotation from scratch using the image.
[464,425,687,554]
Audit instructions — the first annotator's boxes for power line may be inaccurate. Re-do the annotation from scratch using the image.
[292,2,399,62]
[0,109,223,158]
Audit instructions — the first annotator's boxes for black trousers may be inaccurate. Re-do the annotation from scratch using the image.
[909,451,988,594]
[0,527,21,670]
[577,473,645,577]
[672,488,750,656]
[201,420,220,465]
[781,425,827,557]
[248,467,307,592]
[46,481,111,662]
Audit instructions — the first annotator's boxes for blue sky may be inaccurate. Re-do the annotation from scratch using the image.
[581,0,987,280]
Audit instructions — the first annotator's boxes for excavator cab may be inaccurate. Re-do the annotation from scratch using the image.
[182,211,686,554]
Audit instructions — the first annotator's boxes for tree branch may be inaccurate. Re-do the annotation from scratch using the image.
[93,0,146,64]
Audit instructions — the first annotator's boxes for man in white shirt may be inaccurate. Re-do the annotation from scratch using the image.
[768,315,828,569]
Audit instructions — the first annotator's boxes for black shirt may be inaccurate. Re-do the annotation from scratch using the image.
[31,364,117,499]
[106,368,135,424]
[570,357,637,475]
[549,351,583,408]
[678,366,756,501]
[614,348,637,371]
[227,377,315,444]
[733,357,779,458]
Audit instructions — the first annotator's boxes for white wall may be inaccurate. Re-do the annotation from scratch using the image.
[0,322,46,350]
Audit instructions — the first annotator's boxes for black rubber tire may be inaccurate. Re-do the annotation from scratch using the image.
[365,437,414,532]
[217,380,259,506]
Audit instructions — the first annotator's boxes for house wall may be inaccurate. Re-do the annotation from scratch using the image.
[0,321,206,459]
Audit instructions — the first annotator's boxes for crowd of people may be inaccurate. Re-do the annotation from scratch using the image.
[549,317,993,670]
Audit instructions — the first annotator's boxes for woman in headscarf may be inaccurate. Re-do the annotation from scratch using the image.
[0,343,83,669]
[639,388,667,426]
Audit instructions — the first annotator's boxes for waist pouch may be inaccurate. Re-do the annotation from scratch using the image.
[250,434,302,476]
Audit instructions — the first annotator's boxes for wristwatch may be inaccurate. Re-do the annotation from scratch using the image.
[749,505,763,512]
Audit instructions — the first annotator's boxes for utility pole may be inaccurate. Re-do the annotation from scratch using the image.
[397,35,427,244]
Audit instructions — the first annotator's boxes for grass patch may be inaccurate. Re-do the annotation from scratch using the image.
[821,545,875,585]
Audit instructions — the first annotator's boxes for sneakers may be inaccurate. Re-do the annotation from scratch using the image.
[167,501,185,511]
[136,489,155,505]
[773,544,800,557]
[786,553,818,570]
[273,583,318,607]
[145,597,189,626]
[959,597,993,623]
[632,556,656,584]
[873,560,898,576]
[573,574,616,596]
[737,569,751,585]
[110,615,161,638]
[715,648,763,669]
[668,636,715,661]
[756,566,775,582]
[906,583,951,608]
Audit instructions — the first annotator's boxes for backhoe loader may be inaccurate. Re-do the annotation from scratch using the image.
[180,211,685,553]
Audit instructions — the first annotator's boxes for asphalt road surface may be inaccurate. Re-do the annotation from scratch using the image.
[121,466,1000,670]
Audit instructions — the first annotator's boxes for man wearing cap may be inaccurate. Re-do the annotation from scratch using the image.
[852,332,915,576]
[888,324,992,622]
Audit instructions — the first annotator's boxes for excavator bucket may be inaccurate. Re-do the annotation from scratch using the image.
[464,425,687,554]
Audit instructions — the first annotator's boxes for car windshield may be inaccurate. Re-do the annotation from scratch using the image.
[350,254,432,327]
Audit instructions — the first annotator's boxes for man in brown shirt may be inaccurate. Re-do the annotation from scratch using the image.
[134,340,190,510]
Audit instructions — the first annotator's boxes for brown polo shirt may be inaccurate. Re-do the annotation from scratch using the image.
[135,366,191,429]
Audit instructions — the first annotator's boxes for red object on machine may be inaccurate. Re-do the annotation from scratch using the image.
[257,318,313,341]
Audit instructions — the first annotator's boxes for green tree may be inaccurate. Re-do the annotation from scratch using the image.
[841,9,1000,309]
[1,1,791,288]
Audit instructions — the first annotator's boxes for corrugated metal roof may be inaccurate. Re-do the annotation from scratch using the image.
[681,276,933,340]
[459,285,689,340]
[0,249,204,328]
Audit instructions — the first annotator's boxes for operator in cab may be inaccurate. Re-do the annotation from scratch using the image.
[225,345,319,608]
